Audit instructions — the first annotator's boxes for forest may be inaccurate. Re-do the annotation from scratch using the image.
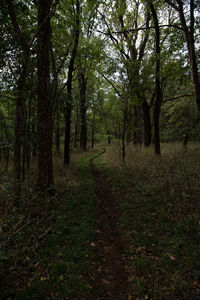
[0,0,200,299]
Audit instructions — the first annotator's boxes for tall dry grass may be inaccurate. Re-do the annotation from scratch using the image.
[105,141,200,206]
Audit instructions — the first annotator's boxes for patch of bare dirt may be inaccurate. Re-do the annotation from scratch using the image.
[88,150,128,299]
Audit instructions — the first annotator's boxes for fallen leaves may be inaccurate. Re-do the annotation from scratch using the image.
[102,279,110,285]
[166,253,176,260]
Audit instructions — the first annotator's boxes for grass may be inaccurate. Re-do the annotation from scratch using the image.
[99,142,200,299]
[0,149,101,300]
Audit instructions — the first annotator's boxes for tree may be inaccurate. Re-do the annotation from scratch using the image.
[165,0,200,120]
[6,0,34,200]
[37,0,54,190]
[148,1,162,154]
[64,0,80,164]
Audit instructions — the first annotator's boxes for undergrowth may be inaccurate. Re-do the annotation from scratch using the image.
[0,149,100,300]
[99,142,200,299]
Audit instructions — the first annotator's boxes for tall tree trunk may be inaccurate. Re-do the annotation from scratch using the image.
[165,0,200,119]
[37,0,54,189]
[6,0,31,199]
[74,102,79,148]
[142,100,151,146]
[55,110,60,151]
[79,73,87,151]
[126,106,132,143]
[14,84,24,199]
[91,112,95,149]
[32,121,37,157]
[122,114,126,162]
[133,106,142,145]
[107,130,111,145]
[149,2,162,155]
[22,101,27,181]
[179,0,200,118]
[64,103,71,164]
[26,98,31,170]
[14,61,28,201]
[64,0,80,164]
[122,101,128,162]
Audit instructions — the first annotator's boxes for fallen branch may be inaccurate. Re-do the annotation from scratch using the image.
[37,227,52,240]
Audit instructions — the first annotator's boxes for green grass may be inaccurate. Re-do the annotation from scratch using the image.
[0,150,101,300]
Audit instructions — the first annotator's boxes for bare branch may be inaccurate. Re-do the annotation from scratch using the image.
[164,0,179,11]
[99,72,122,97]
[97,23,184,36]
[163,94,192,103]
[0,94,15,100]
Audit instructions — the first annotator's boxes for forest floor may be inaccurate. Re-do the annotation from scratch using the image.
[88,149,128,299]
[1,143,200,299]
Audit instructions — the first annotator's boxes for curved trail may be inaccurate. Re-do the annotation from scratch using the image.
[89,149,128,299]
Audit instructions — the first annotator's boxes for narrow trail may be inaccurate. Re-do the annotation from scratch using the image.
[89,149,128,300]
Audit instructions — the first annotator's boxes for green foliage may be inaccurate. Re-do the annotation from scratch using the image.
[161,98,200,142]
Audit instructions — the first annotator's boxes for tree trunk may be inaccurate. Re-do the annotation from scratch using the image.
[74,103,79,148]
[126,106,132,143]
[142,100,151,146]
[14,65,27,201]
[165,0,200,120]
[26,98,31,170]
[55,111,60,151]
[64,103,71,165]
[133,106,142,145]
[149,2,162,155]
[32,121,37,157]
[64,0,80,164]
[176,0,200,118]
[122,114,126,162]
[14,95,23,199]
[91,112,95,149]
[79,73,87,151]
[122,101,128,162]
[107,131,111,145]
[37,0,54,189]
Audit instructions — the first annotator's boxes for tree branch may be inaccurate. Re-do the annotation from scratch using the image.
[97,23,184,36]
[164,0,179,11]
[99,72,122,97]
[163,94,192,103]
[28,0,60,48]
[6,0,29,53]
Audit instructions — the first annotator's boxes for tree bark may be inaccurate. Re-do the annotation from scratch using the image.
[6,0,30,200]
[79,73,87,151]
[64,0,80,164]
[74,102,79,148]
[122,114,126,162]
[149,2,162,155]
[133,106,142,145]
[107,131,111,145]
[37,0,54,189]
[55,111,60,151]
[178,0,200,118]
[14,72,26,199]
[142,100,151,146]
[165,0,200,119]
[64,102,71,164]
[91,112,95,149]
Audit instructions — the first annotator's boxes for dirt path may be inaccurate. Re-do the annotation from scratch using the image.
[88,150,128,299]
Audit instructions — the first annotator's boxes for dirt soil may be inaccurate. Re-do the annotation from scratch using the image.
[88,150,128,299]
